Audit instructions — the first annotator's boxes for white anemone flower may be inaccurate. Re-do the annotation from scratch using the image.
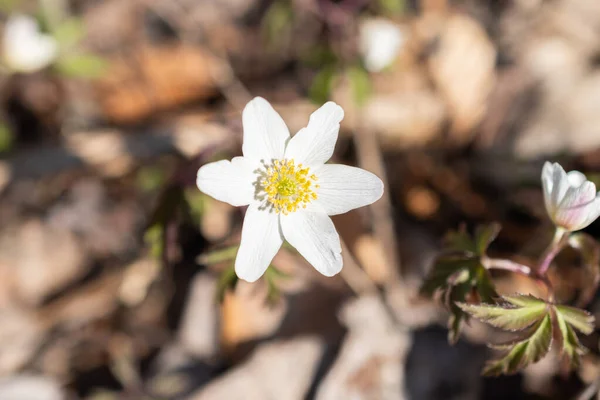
[541,162,600,232]
[359,18,405,73]
[2,14,58,73]
[197,97,384,282]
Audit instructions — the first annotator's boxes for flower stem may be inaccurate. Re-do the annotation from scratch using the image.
[481,257,532,276]
[537,227,568,276]
[482,256,555,301]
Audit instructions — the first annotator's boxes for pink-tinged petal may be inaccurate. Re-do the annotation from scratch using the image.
[284,102,344,167]
[554,181,598,231]
[312,164,384,216]
[242,97,290,161]
[235,205,283,282]
[196,157,258,207]
[280,210,343,277]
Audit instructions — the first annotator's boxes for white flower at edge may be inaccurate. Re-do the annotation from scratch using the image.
[2,14,58,73]
[541,162,600,232]
[359,18,404,73]
[197,97,384,282]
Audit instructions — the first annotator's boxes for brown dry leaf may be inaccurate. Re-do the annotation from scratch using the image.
[316,296,411,400]
[362,92,446,149]
[200,198,234,242]
[188,337,323,400]
[0,220,88,306]
[427,13,496,143]
[220,280,287,348]
[0,308,46,374]
[354,235,389,284]
[0,375,65,400]
[96,44,219,123]
[177,274,220,358]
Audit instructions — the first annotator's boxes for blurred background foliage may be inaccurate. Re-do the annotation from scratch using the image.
[1,0,600,399]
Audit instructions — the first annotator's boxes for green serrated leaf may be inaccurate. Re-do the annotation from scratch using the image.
[55,53,107,78]
[555,305,595,335]
[555,308,587,367]
[422,254,498,343]
[483,314,553,375]
[457,300,547,331]
[474,263,497,303]
[447,282,472,344]
[502,294,546,308]
[444,226,477,254]
[420,257,475,296]
[475,223,501,256]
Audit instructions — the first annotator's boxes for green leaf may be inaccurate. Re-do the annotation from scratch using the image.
[264,265,286,304]
[52,18,86,49]
[197,245,239,265]
[184,189,207,223]
[444,223,501,256]
[0,123,14,153]
[554,308,587,367]
[136,165,166,192]
[421,255,498,343]
[502,294,547,308]
[378,0,405,15]
[444,225,477,254]
[309,66,337,105]
[447,282,472,344]
[475,223,501,256]
[457,298,547,331]
[261,1,293,50]
[482,314,553,375]
[347,65,371,106]
[216,264,238,302]
[55,53,108,78]
[144,224,164,259]
[0,0,19,12]
[554,305,595,335]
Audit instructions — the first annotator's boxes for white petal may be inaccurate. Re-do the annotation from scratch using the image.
[541,162,555,216]
[235,205,283,282]
[579,195,600,229]
[284,102,344,167]
[280,210,342,277]
[554,181,598,231]
[196,157,258,207]
[360,18,405,73]
[567,170,587,187]
[312,164,384,215]
[547,162,570,209]
[242,97,290,161]
[3,15,57,73]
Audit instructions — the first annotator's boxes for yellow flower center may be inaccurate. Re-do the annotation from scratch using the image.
[261,159,318,214]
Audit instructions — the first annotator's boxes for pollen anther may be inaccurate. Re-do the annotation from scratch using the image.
[262,159,318,214]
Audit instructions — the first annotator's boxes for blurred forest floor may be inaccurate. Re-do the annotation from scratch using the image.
[2,0,600,399]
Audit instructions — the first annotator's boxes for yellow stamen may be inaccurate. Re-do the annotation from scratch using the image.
[262,159,318,214]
